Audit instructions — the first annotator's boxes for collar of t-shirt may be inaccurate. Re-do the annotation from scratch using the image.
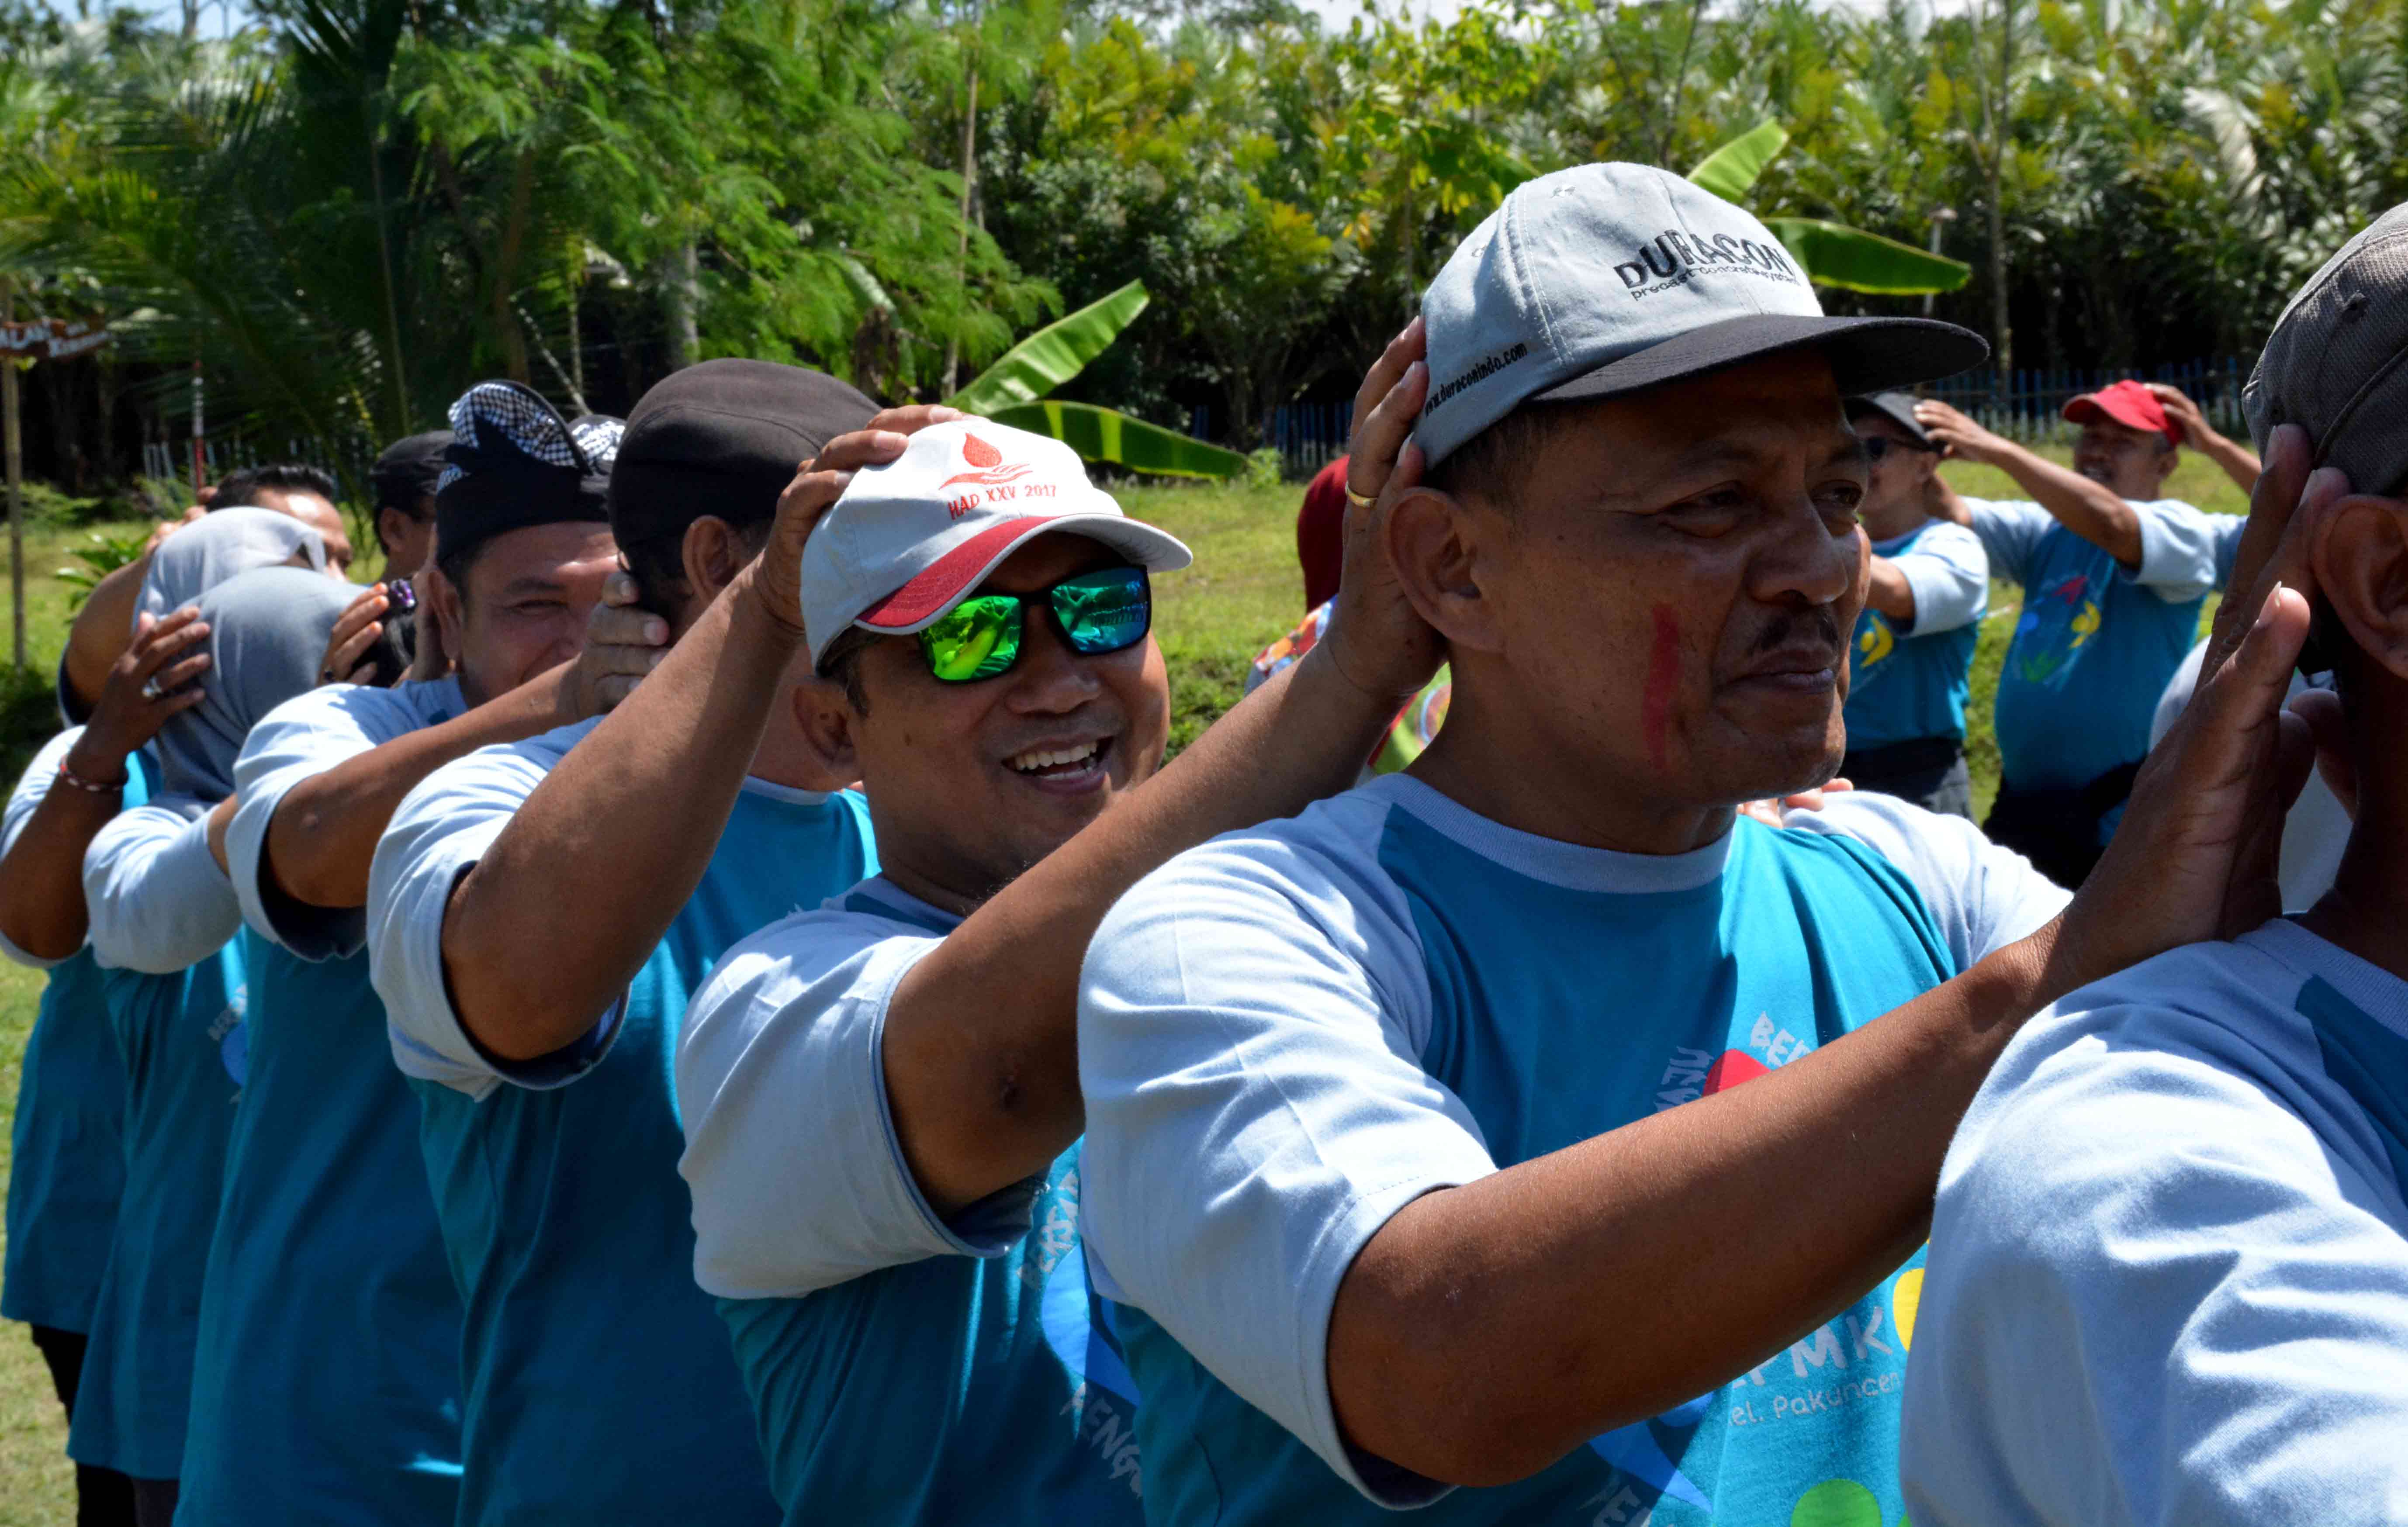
[838,874,964,935]
[1368,774,1735,894]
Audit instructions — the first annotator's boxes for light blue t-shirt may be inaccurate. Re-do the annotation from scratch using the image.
[678,877,1145,1524]
[174,680,471,1525]
[0,730,152,1335]
[1903,919,2408,1526]
[369,719,877,1527]
[1078,779,2067,1524]
[1967,497,2221,794]
[69,804,248,1482]
[1845,521,1988,750]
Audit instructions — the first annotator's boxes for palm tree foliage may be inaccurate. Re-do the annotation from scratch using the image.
[4,0,2404,478]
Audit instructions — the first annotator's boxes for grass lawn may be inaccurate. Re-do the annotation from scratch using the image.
[0,444,2242,1515]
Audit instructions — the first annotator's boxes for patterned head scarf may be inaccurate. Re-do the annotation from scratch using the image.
[433,380,624,566]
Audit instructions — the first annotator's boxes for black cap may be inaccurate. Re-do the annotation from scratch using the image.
[433,382,622,567]
[1845,390,1937,449]
[370,430,455,513]
[608,360,879,548]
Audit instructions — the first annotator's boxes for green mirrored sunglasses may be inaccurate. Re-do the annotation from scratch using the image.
[917,565,1153,683]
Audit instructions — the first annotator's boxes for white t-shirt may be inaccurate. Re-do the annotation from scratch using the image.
[1076,778,2066,1520]
[227,678,464,958]
[1903,919,2408,1527]
[83,791,240,976]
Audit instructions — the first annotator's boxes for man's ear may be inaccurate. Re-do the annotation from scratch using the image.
[789,673,864,794]
[2311,496,2408,685]
[1386,485,1507,656]
[680,516,751,606]
[423,562,464,667]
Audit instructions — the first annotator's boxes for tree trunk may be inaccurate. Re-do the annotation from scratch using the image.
[940,48,981,398]
[1986,0,2016,404]
[492,149,536,384]
[663,241,701,372]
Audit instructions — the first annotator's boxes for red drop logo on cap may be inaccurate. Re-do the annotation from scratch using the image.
[941,431,1035,491]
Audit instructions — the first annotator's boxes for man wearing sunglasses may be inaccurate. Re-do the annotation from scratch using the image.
[1838,393,1988,815]
[450,396,1436,1523]
[365,361,883,1525]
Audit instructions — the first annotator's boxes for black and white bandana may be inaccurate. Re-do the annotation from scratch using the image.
[434,380,623,563]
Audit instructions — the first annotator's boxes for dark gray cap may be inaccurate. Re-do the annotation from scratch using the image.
[1845,391,1935,448]
[2246,201,2408,496]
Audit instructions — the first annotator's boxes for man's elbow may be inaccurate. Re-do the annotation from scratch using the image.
[0,912,78,965]
[1332,1365,1585,1489]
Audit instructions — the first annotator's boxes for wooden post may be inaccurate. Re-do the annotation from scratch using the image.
[3,278,24,672]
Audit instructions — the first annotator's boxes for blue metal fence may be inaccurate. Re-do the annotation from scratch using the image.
[1920,356,2254,444]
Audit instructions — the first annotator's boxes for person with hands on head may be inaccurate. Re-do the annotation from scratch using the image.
[1916,383,2228,885]
[1838,393,1988,815]
[1071,163,2320,1527]
[2149,381,2265,498]
[660,336,1439,1522]
[1903,203,2408,1527]
[73,567,353,1527]
[316,430,467,692]
[166,383,644,1527]
[364,361,878,1527]
[0,609,208,1527]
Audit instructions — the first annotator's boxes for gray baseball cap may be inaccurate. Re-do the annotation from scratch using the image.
[2246,200,2408,497]
[1415,163,1988,466]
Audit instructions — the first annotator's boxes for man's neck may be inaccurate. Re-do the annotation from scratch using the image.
[1408,687,1738,857]
[745,672,834,791]
[1861,500,1930,544]
[2302,795,2408,988]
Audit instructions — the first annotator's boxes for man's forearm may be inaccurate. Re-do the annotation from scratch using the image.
[266,670,576,909]
[0,785,121,959]
[888,642,1410,1215]
[62,557,149,714]
[1865,558,1916,622]
[443,581,789,1061]
[1991,442,2144,566]
[2194,430,2263,495]
[1325,920,2068,1488]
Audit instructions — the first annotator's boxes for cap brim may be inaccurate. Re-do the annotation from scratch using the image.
[2063,395,2181,445]
[1532,314,1989,410]
[1845,392,1936,448]
[857,514,1195,635]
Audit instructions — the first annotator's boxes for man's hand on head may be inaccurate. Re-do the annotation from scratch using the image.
[1913,400,2007,466]
[320,584,391,687]
[563,572,671,719]
[747,404,965,644]
[1322,318,1446,704]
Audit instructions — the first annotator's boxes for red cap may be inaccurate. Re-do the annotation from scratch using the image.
[2062,379,2182,446]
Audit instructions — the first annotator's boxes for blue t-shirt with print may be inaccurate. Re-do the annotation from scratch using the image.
[67,936,247,1481]
[385,765,876,1527]
[177,681,470,1525]
[1078,782,2069,1527]
[693,882,1145,1525]
[2,744,152,1334]
[1970,500,2218,793]
[1845,525,1982,750]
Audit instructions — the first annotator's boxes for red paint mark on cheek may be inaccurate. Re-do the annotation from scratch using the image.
[1643,604,1680,771]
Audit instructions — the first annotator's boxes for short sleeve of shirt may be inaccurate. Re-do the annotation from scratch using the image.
[1076,807,1499,1506]
[1889,520,1988,636]
[229,679,462,960]
[1960,497,2053,587]
[2209,511,2247,590]
[2128,499,2221,603]
[366,720,622,1099]
[83,798,242,974]
[1782,791,2072,960]
[2,729,86,969]
[1903,943,2408,1527]
[677,904,1048,1299]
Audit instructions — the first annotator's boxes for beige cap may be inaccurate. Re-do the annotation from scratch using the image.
[2246,202,2408,496]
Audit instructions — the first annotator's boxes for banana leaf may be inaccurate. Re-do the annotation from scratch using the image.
[1685,121,1790,203]
[988,400,1249,480]
[1762,218,1972,295]
[945,280,1150,416]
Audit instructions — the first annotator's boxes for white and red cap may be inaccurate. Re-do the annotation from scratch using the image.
[800,418,1193,668]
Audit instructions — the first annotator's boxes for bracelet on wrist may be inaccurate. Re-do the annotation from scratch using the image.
[56,757,128,795]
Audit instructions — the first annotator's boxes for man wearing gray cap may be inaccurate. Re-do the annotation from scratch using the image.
[1902,204,2408,1527]
[1839,392,1988,815]
[1072,162,2318,1525]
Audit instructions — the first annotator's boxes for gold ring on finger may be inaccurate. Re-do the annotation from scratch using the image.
[1344,486,1376,511]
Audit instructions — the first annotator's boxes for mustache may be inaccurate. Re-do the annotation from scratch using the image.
[1750,608,1842,657]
